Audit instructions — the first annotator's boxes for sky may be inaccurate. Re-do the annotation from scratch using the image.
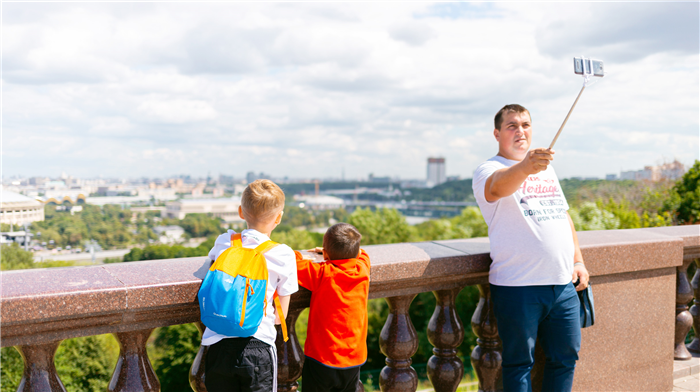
[3,2,699,181]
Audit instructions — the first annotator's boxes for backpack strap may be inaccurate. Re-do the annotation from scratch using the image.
[254,240,279,254]
[230,233,242,248]
[273,291,289,342]
[245,238,286,340]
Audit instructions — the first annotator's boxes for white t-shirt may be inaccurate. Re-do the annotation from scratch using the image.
[472,155,574,286]
[201,229,298,347]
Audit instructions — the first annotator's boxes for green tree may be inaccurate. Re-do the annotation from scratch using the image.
[123,247,144,262]
[403,179,475,202]
[180,214,224,238]
[271,229,321,250]
[310,209,346,228]
[1,347,24,392]
[55,335,117,392]
[451,206,489,238]
[636,181,677,227]
[414,219,459,241]
[151,323,201,391]
[33,204,137,249]
[282,206,317,228]
[2,334,120,392]
[363,299,390,371]
[134,226,158,244]
[39,227,64,247]
[123,236,216,262]
[412,207,488,242]
[599,198,641,229]
[1,243,35,270]
[348,208,416,245]
[569,202,620,231]
[672,160,700,224]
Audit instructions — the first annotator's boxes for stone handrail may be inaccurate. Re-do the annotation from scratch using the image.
[2,225,698,392]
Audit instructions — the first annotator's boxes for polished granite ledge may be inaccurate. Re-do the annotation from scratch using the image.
[1,226,696,348]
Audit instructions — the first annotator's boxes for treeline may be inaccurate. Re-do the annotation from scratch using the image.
[567,161,700,230]
[404,179,475,202]
[28,203,349,252]
[122,237,217,262]
[278,179,476,202]
[30,204,142,249]
[27,206,233,251]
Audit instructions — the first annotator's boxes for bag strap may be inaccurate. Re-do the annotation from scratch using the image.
[254,240,279,254]
[231,234,285,339]
[230,233,243,248]
[273,291,288,342]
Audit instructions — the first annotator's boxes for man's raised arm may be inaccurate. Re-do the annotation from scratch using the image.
[484,148,556,202]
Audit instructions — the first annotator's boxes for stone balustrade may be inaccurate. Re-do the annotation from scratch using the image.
[2,226,699,392]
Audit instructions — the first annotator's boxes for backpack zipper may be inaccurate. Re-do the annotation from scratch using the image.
[239,278,255,327]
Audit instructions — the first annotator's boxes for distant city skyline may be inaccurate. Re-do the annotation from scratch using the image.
[3,157,684,185]
[3,3,698,180]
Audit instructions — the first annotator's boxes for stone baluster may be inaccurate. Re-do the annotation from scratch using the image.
[675,259,694,360]
[427,288,464,392]
[15,340,66,391]
[109,329,160,392]
[189,322,208,392]
[379,294,419,392]
[687,259,700,354]
[275,306,305,392]
[470,284,502,392]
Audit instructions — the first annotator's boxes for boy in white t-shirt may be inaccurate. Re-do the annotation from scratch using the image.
[201,179,298,392]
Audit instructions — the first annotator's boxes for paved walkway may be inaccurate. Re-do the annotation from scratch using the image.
[674,353,699,391]
[674,373,699,391]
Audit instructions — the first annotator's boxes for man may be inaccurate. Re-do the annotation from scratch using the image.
[472,104,590,392]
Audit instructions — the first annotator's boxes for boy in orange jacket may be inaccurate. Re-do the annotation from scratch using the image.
[296,223,370,392]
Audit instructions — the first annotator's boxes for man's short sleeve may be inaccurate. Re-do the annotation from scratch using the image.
[472,160,504,207]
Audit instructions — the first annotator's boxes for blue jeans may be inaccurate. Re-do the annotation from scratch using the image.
[490,283,581,392]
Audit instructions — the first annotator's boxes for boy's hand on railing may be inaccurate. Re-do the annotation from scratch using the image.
[307,247,323,254]
[295,250,314,261]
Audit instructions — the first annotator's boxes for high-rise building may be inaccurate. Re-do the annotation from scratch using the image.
[427,157,446,187]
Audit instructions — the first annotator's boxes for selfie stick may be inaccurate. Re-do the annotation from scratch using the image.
[548,85,586,149]
[549,58,602,149]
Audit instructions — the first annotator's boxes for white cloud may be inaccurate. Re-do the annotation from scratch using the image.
[2,2,697,180]
[535,3,699,63]
[389,21,437,46]
[136,99,217,124]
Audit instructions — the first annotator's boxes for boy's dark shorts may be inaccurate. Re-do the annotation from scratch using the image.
[301,357,363,392]
[205,337,274,392]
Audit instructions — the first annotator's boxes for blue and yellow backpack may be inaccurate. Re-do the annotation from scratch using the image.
[198,233,288,341]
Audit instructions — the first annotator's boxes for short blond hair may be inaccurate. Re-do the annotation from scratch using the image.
[241,179,285,224]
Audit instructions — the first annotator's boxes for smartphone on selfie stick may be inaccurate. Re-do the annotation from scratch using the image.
[549,57,605,149]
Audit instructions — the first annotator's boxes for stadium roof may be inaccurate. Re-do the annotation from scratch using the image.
[1,189,42,206]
